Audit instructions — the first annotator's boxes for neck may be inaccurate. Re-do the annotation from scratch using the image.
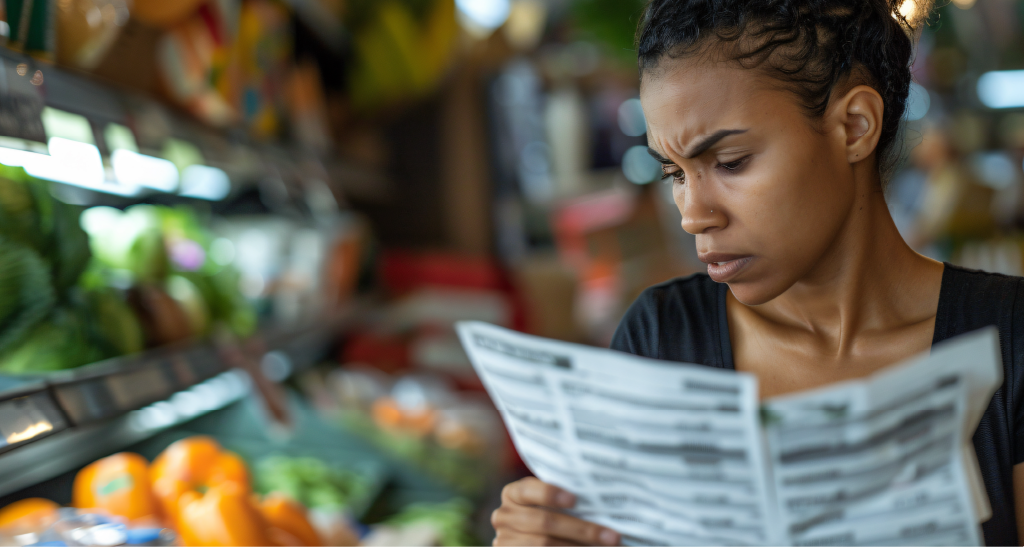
[756,178,943,354]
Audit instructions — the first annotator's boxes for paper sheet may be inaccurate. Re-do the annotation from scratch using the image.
[457,322,1002,546]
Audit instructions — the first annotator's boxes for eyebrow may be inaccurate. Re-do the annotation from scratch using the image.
[647,148,673,164]
[647,129,749,164]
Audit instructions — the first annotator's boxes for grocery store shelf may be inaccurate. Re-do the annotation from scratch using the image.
[45,343,228,427]
[0,302,366,472]
[0,384,70,456]
[0,369,251,498]
[0,48,348,208]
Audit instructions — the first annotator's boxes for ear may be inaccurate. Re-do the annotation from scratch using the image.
[833,85,885,164]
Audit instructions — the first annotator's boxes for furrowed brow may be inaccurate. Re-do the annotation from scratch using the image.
[683,129,748,159]
[647,148,674,164]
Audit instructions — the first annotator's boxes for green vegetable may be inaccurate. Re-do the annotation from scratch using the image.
[0,166,51,253]
[254,455,370,511]
[0,239,56,354]
[129,228,170,284]
[185,269,256,338]
[384,498,477,547]
[0,167,90,295]
[0,307,106,373]
[85,289,144,356]
[50,200,92,293]
[82,204,255,339]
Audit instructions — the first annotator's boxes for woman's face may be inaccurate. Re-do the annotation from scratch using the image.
[641,57,860,305]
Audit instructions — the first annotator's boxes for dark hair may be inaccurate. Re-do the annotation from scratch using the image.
[637,0,923,182]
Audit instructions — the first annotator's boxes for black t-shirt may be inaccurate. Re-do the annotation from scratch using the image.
[611,263,1023,546]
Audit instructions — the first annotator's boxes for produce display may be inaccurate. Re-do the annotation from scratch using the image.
[0,498,61,539]
[74,452,159,523]
[0,432,483,547]
[363,499,477,547]
[0,166,131,373]
[255,455,372,514]
[302,366,507,495]
[0,166,255,375]
[76,436,325,546]
[82,205,257,343]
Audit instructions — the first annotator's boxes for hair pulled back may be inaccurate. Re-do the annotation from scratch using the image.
[637,0,926,182]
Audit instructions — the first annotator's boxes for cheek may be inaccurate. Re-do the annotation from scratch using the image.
[727,143,852,254]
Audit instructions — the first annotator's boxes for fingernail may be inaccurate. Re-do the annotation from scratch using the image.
[599,529,619,546]
[555,491,576,508]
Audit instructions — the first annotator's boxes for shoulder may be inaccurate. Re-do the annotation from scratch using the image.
[935,264,1024,341]
[939,266,1024,541]
[610,273,724,364]
[940,263,1024,299]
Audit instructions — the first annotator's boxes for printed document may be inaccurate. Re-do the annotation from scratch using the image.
[456,322,1002,546]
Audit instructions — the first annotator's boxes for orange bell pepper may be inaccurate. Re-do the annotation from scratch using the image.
[151,436,250,527]
[0,498,60,535]
[73,452,158,522]
[259,493,323,546]
[177,482,270,546]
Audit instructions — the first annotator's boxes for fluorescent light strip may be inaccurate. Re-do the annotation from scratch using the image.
[977,70,1024,109]
[112,149,180,192]
[0,138,141,197]
[180,164,231,201]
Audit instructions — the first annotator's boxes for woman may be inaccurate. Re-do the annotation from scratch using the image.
[491,0,1024,545]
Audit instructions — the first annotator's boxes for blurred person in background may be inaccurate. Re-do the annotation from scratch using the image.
[489,0,1024,545]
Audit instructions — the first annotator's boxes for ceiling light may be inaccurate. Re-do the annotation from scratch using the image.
[112,149,179,192]
[179,164,231,201]
[977,71,1024,109]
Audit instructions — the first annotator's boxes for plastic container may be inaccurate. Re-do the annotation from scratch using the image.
[28,509,174,546]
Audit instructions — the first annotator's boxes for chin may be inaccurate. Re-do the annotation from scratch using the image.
[726,276,791,306]
[727,283,773,306]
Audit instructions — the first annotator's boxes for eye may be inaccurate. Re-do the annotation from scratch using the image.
[717,156,750,172]
[661,166,685,184]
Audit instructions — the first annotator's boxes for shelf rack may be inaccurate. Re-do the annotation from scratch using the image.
[0,302,364,498]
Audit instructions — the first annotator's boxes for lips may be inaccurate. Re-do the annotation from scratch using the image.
[698,253,754,283]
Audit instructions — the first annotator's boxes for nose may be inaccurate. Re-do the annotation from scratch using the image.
[677,176,726,235]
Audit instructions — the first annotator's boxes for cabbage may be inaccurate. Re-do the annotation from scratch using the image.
[0,308,105,374]
[0,166,90,297]
[0,239,56,355]
[50,201,92,294]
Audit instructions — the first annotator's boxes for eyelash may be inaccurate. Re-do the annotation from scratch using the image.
[661,169,684,183]
[660,156,750,184]
[718,157,749,171]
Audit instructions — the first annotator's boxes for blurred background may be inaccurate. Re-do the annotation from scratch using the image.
[0,0,1021,545]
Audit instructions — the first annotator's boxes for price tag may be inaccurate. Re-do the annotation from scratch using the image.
[106,362,174,411]
[0,392,68,452]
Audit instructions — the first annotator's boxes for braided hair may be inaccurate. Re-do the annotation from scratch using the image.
[637,0,929,182]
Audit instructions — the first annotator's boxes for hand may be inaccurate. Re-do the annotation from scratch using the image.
[491,477,621,546]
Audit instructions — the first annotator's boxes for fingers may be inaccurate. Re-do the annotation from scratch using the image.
[492,500,620,546]
[502,477,576,509]
[493,529,583,546]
